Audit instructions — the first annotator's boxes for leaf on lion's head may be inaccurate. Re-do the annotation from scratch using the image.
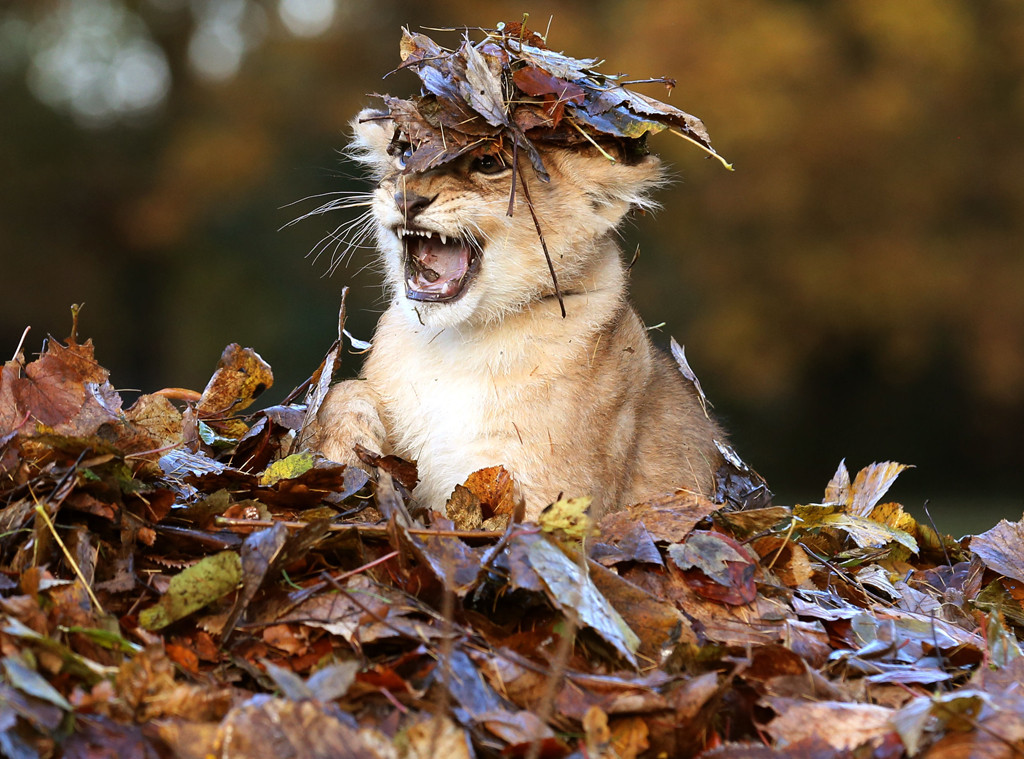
[379,23,732,176]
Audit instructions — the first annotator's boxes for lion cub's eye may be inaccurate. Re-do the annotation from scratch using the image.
[471,154,508,175]
[396,145,414,169]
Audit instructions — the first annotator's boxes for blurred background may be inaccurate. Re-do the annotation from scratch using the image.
[2,0,1022,534]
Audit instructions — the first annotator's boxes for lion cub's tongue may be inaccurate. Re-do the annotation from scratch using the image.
[405,235,473,301]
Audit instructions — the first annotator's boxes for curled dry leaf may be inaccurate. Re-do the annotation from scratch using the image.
[825,459,913,517]
[970,515,1024,583]
[462,465,520,519]
[445,465,519,529]
[195,343,273,417]
[751,535,814,588]
[599,491,718,544]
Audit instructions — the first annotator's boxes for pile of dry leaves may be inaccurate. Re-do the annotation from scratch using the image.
[1,305,1023,759]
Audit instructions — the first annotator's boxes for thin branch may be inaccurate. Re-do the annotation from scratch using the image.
[215,516,505,543]
[515,154,566,318]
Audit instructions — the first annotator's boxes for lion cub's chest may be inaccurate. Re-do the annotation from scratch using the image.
[365,322,567,505]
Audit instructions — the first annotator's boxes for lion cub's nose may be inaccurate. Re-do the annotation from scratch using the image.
[394,190,434,219]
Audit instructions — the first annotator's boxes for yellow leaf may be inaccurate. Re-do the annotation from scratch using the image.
[539,495,597,540]
[259,451,314,487]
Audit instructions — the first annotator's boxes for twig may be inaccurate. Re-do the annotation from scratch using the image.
[506,139,519,217]
[11,325,31,361]
[515,156,566,318]
[668,127,734,171]
[214,516,504,543]
[568,120,617,162]
[921,499,953,568]
[765,515,800,571]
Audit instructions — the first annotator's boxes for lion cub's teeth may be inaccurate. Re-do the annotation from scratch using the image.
[439,233,447,245]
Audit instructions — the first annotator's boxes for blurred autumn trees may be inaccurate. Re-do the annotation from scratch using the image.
[1,0,1022,527]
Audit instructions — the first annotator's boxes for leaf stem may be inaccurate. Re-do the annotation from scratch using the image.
[668,128,734,171]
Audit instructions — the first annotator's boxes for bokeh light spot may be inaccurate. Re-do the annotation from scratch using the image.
[278,0,336,38]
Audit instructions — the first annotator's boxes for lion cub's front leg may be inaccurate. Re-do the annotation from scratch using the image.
[313,381,388,468]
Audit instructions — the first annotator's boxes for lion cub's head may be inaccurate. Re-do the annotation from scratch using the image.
[351,108,664,329]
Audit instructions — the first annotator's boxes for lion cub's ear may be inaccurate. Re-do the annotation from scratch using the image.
[557,150,665,219]
[349,108,395,177]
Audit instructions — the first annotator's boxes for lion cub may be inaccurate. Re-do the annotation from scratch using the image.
[313,109,724,520]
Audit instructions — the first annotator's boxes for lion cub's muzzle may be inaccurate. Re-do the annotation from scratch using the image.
[393,190,480,302]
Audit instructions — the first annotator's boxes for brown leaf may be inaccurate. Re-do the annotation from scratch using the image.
[714,440,773,510]
[632,564,793,648]
[513,66,585,103]
[582,706,611,755]
[164,643,200,675]
[221,521,290,640]
[460,40,508,127]
[14,346,114,433]
[354,443,419,490]
[446,484,484,530]
[185,458,365,510]
[404,528,483,593]
[970,515,1024,583]
[587,558,697,661]
[494,22,547,48]
[195,343,273,416]
[600,491,717,544]
[462,465,520,518]
[123,393,184,454]
[0,360,27,435]
[668,530,758,605]
[405,716,474,759]
[824,459,852,504]
[552,670,672,722]
[592,520,663,567]
[751,536,814,588]
[511,66,584,125]
[478,710,557,748]
[607,716,650,759]
[215,696,390,759]
[715,506,793,540]
[65,492,118,520]
[763,698,895,752]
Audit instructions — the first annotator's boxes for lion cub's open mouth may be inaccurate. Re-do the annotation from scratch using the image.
[399,227,480,302]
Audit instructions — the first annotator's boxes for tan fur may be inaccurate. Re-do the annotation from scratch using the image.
[313,109,724,520]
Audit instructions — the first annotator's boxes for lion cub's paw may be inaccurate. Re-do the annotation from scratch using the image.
[312,381,387,468]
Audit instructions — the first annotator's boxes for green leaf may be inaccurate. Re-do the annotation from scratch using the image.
[259,451,315,486]
[139,551,242,630]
